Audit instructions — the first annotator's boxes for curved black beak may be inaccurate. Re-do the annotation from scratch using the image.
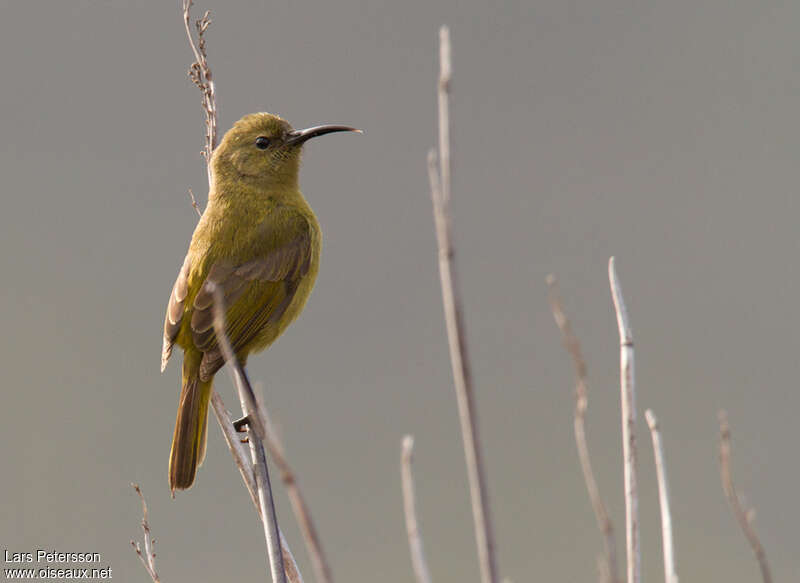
[286,124,362,146]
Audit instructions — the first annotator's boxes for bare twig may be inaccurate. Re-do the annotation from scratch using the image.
[182,0,218,185]
[401,436,433,583]
[718,411,772,583]
[259,394,333,583]
[546,275,620,583]
[208,393,304,583]
[279,530,306,583]
[437,29,452,210]
[187,187,202,217]
[427,25,498,583]
[210,392,260,510]
[212,378,327,583]
[644,410,678,583]
[597,554,612,583]
[209,284,286,583]
[608,257,639,583]
[131,484,161,583]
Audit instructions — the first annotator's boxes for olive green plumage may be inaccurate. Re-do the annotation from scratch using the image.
[161,112,358,492]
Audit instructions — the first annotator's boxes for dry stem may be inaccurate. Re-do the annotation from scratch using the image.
[208,393,304,583]
[210,283,286,583]
[718,411,772,583]
[260,397,333,583]
[279,531,306,583]
[427,25,498,583]
[187,187,202,217]
[401,436,433,583]
[182,0,217,185]
[644,410,678,583]
[608,257,639,583]
[546,275,620,583]
[130,484,161,583]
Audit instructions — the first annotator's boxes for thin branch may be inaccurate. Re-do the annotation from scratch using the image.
[210,392,260,512]
[211,377,326,583]
[131,484,161,583]
[279,530,306,583]
[182,0,218,185]
[644,410,678,583]
[427,25,498,583]
[401,436,433,583]
[718,411,772,583]
[597,554,612,583]
[608,257,639,583]
[546,275,620,583]
[259,393,334,583]
[209,283,286,583]
[437,28,452,208]
[208,394,304,583]
[596,553,616,583]
[187,187,202,217]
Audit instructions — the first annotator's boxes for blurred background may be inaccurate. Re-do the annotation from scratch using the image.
[1,0,798,581]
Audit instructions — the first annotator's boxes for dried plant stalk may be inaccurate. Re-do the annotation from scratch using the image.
[209,393,304,583]
[260,399,333,583]
[718,411,772,583]
[209,283,287,583]
[547,275,620,583]
[187,187,202,217]
[427,25,498,583]
[182,0,217,186]
[401,436,433,583]
[644,410,678,583]
[608,257,639,583]
[130,484,161,583]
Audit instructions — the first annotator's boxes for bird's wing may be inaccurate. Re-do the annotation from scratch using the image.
[161,253,191,372]
[189,228,313,381]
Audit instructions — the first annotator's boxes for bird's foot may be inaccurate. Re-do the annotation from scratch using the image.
[233,414,251,432]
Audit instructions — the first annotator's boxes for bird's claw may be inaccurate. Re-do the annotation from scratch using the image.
[233,415,250,432]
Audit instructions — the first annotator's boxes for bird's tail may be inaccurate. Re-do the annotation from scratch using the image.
[169,357,213,493]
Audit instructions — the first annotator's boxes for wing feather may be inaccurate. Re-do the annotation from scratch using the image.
[191,230,312,381]
[161,254,191,372]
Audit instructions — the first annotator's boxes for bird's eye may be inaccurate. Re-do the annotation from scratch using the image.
[255,136,271,150]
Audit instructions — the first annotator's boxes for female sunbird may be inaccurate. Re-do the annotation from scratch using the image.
[161,112,359,492]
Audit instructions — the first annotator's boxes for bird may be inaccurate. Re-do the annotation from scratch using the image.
[161,112,359,492]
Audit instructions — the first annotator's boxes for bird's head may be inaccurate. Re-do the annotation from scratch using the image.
[211,112,360,189]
